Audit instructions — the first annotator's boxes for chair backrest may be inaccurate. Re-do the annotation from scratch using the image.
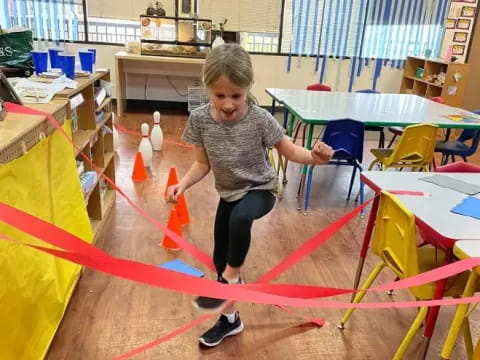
[356,89,380,94]
[306,83,331,92]
[436,162,480,173]
[457,109,480,148]
[371,191,418,280]
[429,96,445,104]
[457,129,477,142]
[321,119,365,162]
[387,123,438,167]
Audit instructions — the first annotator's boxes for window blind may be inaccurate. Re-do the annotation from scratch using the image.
[199,0,282,33]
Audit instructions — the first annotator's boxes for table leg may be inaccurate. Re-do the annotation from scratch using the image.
[351,194,379,301]
[301,124,314,213]
[282,112,297,185]
[115,58,127,117]
[270,98,276,115]
[282,107,289,129]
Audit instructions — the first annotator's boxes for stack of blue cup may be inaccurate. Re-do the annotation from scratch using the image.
[48,48,64,69]
[31,50,48,75]
[59,53,75,79]
[79,50,94,73]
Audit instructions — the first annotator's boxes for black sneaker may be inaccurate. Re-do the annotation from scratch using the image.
[192,275,242,313]
[198,312,244,347]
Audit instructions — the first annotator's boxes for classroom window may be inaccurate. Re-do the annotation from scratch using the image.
[243,32,279,53]
[281,0,449,59]
[1,0,85,42]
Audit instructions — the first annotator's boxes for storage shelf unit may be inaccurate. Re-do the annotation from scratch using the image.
[400,56,469,107]
[54,71,116,240]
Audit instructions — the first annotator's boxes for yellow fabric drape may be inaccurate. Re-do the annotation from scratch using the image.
[0,121,93,360]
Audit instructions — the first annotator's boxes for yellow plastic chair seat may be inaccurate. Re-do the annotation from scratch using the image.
[408,247,472,300]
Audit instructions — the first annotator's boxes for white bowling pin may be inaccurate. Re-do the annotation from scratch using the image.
[112,113,119,153]
[139,123,153,167]
[151,111,163,151]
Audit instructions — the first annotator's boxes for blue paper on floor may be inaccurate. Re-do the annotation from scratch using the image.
[158,259,204,277]
[451,196,480,220]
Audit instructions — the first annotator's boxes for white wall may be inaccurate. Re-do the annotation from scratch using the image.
[64,43,403,106]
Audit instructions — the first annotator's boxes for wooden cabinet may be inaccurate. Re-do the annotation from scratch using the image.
[400,56,469,107]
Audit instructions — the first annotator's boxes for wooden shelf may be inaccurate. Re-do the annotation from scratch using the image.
[55,71,109,98]
[91,220,101,236]
[102,152,115,171]
[53,70,116,241]
[96,112,112,132]
[400,56,470,107]
[101,189,116,218]
[73,130,96,155]
[404,75,444,88]
[84,181,98,203]
[96,97,111,113]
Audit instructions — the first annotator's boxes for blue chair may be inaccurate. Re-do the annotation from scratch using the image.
[435,129,480,165]
[356,89,385,148]
[434,109,480,165]
[304,119,365,211]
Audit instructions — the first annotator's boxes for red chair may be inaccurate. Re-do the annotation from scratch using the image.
[306,83,331,91]
[293,83,332,147]
[435,162,480,173]
[429,96,445,104]
[387,96,446,148]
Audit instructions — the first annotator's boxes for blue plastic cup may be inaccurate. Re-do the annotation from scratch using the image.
[88,48,96,64]
[60,53,75,79]
[31,50,48,75]
[79,50,94,73]
[48,48,63,69]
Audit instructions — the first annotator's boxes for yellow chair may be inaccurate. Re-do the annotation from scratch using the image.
[268,147,286,197]
[368,124,438,171]
[339,191,470,360]
[440,245,480,360]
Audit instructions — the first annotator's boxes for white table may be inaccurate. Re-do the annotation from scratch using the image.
[266,88,480,130]
[361,171,480,241]
[115,52,205,116]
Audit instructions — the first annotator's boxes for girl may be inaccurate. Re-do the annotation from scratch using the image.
[166,44,333,347]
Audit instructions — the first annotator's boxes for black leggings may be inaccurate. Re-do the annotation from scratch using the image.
[213,190,276,275]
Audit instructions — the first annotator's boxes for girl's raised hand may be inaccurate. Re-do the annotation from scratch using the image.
[311,142,334,164]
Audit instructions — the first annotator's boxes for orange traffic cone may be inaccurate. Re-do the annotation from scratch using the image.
[164,168,179,196]
[132,152,148,182]
[161,208,182,251]
[175,194,190,226]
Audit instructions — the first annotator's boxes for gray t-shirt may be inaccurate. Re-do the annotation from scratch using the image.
[183,103,285,202]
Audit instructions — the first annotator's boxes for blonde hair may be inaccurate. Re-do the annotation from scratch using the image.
[203,44,257,104]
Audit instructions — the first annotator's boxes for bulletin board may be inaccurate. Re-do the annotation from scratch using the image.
[442,0,478,63]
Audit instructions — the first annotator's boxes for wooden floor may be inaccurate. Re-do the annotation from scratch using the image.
[46,111,480,360]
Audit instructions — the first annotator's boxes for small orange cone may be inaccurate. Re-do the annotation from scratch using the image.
[132,152,148,182]
[164,168,179,196]
[161,208,182,251]
[175,194,190,226]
